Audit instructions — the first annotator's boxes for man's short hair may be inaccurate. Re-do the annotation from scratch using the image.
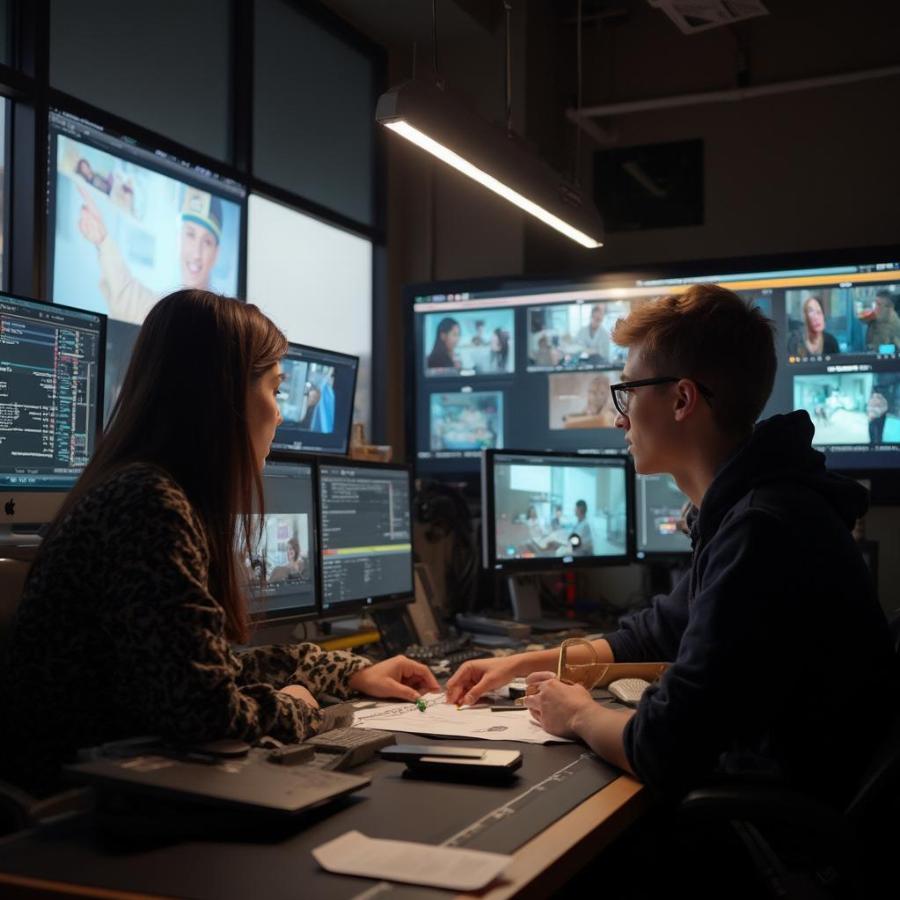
[611,283,776,436]
[575,500,587,514]
[875,289,894,302]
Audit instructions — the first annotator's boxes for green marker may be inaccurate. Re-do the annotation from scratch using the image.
[415,698,427,712]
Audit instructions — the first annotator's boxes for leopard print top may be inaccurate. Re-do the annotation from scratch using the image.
[1,463,371,796]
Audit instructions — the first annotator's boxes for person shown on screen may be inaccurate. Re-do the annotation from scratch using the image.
[471,320,487,346]
[786,295,839,358]
[446,285,896,880]
[0,290,440,798]
[525,505,545,541]
[490,327,510,371]
[865,290,900,352]
[77,184,223,325]
[75,159,113,195]
[868,389,889,445]
[426,317,462,371]
[269,537,307,583]
[569,499,593,556]
[574,303,610,362]
[564,374,617,428]
[299,369,336,434]
[549,504,564,531]
[533,332,562,367]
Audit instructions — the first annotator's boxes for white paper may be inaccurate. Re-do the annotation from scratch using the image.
[312,830,511,891]
[352,692,572,745]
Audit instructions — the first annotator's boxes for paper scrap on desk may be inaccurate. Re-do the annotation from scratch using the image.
[312,830,511,891]
[353,692,572,744]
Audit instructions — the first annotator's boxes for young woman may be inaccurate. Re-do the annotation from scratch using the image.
[1,290,438,796]
[786,295,839,358]
[426,317,461,371]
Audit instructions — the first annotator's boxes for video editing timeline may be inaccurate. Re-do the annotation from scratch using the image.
[411,260,900,477]
[318,464,413,610]
[484,450,630,570]
[0,295,104,490]
[272,343,359,456]
[635,473,692,559]
[247,461,319,621]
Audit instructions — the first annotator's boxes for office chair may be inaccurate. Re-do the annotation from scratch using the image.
[678,612,900,898]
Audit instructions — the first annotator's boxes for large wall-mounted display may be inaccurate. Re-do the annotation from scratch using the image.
[409,257,900,480]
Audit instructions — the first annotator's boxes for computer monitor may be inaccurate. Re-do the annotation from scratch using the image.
[0,293,105,533]
[272,342,358,456]
[317,461,414,614]
[407,252,900,486]
[246,460,320,622]
[46,108,246,423]
[481,449,632,572]
[634,473,692,560]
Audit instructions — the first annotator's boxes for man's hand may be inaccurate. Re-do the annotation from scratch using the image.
[349,656,440,702]
[279,684,319,709]
[77,184,108,246]
[445,655,521,706]
[523,671,594,740]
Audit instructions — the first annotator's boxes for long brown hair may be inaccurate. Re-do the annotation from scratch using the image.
[43,290,287,643]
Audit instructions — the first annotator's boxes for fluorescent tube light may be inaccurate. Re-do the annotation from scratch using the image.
[377,80,604,249]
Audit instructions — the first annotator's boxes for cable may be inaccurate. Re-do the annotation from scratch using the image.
[504,1,513,134]
[575,0,583,185]
[432,0,442,87]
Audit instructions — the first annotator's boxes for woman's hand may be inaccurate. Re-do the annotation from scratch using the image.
[349,656,441,702]
[445,655,522,706]
[279,684,319,709]
[522,671,594,740]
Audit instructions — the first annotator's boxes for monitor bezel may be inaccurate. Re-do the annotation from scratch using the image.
[316,458,415,616]
[249,453,323,625]
[0,291,107,532]
[405,244,900,502]
[270,340,359,458]
[481,448,634,573]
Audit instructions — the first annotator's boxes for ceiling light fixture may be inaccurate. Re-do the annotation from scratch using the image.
[377,79,603,250]
[375,2,603,250]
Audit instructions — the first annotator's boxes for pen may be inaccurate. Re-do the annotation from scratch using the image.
[490,706,529,712]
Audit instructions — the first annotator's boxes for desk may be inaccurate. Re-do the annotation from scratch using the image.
[0,740,648,900]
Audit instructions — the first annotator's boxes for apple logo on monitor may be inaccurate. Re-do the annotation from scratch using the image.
[4,498,15,517]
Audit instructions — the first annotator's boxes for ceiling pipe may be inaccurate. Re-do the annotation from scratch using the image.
[569,63,900,121]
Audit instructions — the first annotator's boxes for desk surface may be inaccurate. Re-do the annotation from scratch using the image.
[0,738,648,900]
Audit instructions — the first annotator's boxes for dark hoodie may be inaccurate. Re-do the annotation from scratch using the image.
[605,411,897,806]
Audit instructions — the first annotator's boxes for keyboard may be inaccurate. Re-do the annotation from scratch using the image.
[444,647,494,670]
[405,634,474,663]
[404,635,495,674]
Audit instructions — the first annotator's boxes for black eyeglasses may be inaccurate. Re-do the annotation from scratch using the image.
[609,377,715,416]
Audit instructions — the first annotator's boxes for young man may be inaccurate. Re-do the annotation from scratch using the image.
[448,283,896,806]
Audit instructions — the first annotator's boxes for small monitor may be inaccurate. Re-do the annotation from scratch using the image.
[246,459,320,622]
[482,449,632,571]
[0,293,105,532]
[46,108,246,423]
[634,473,692,560]
[273,343,358,456]
[318,461,414,614]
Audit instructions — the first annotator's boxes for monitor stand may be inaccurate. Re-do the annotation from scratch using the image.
[507,575,589,633]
